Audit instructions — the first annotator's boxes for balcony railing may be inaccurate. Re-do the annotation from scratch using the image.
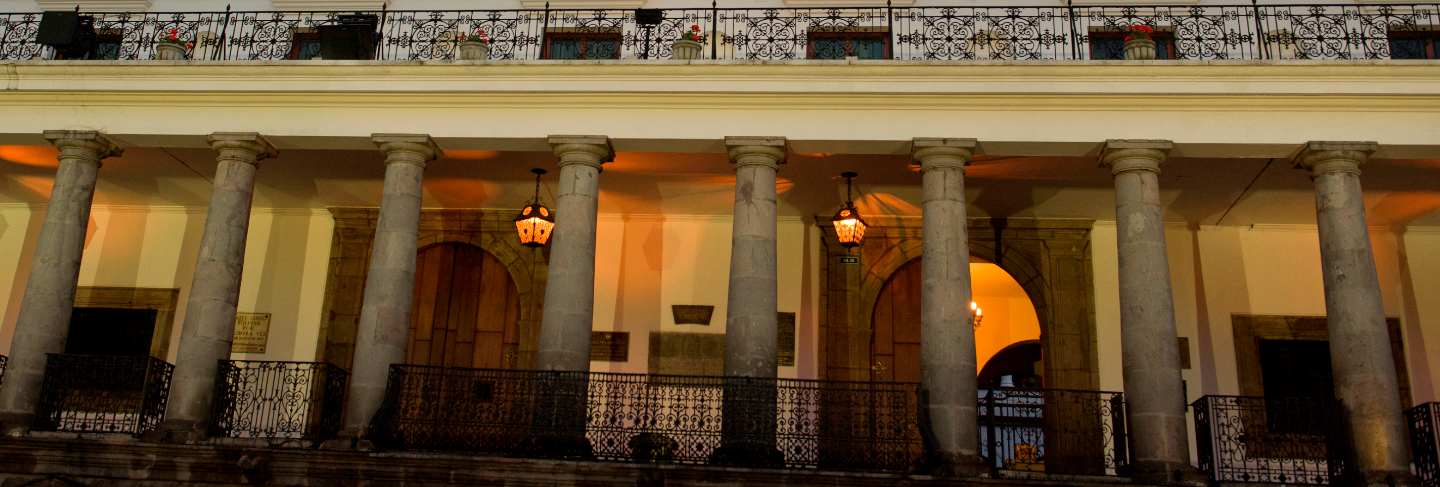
[1,4,1438,62]
[34,354,174,436]
[371,366,923,472]
[0,354,8,387]
[1192,395,1354,485]
[979,387,1129,476]
[210,360,348,441]
[1410,402,1440,487]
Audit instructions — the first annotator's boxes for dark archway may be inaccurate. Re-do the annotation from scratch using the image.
[978,340,1042,389]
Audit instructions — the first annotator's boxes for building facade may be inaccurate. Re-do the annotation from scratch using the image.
[0,0,1438,485]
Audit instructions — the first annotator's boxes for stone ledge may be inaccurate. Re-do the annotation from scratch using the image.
[0,436,1163,487]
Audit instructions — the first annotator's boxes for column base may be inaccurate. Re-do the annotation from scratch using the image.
[0,411,35,438]
[153,418,209,444]
[918,452,988,478]
[1355,469,1418,487]
[1129,460,1206,485]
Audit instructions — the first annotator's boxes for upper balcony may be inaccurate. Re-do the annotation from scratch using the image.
[1,3,1438,63]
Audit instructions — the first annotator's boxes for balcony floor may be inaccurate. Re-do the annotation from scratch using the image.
[0,434,1168,486]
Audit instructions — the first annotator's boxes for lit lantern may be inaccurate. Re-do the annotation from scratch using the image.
[970,301,983,328]
[515,168,555,247]
[832,171,867,248]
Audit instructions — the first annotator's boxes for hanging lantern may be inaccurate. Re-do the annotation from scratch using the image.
[832,171,867,248]
[515,168,555,247]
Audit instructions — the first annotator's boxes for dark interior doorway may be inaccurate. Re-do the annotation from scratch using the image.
[979,340,1043,389]
[64,307,158,356]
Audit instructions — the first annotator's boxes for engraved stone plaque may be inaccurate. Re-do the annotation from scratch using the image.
[232,312,271,354]
[671,305,714,326]
[648,332,724,376]
[591,331,630,362]
[777,312,796,367]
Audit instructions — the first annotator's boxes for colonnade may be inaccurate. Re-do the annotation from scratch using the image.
[0,131,1414,483]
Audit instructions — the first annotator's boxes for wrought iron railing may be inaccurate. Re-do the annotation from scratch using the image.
[33,354,174,435]
[1410,402,1440,487]
[2,4,1438,62]
[978,388,1129,476]
[210,360,348,441]
[1192,395,1354,485]
[371,366,923,472]
[0,354,8,387]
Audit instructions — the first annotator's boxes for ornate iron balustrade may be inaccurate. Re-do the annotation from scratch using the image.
[34,354,174,436]
[210,360,348,441]
[0,354,8,387]
[2,4,1438,62]
[1192,395,1354,485]
[1410,402,1440,487]
[371,366,923,472]
[978,388,1129,476]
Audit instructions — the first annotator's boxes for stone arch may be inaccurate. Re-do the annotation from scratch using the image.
[318,209,548,370]
[817,217,1096,391]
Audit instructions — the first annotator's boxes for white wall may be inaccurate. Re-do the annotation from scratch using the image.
[0,205,333,364]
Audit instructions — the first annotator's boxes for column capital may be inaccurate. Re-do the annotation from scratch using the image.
[725,136,787,170]
[1101,139,1172,176]
[42,130,123,162]
[208,132,278,165]
[549,135,614,169]
[372,133,440,168]
[1296,141,1377,177]
[911,137,976,172]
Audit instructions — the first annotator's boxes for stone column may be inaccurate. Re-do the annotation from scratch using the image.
[722,136,786,380]
[1102,140,1191,482]
[340,134,439,440]
[534,135,612,372]
[712,137,786,466]
[911,138,983,475]
[159,133,277,441]
[0,131,121,436]
[1298,141,1414,485]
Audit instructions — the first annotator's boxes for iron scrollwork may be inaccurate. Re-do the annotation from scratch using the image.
[33,354,174,436]
[210,360,349,441]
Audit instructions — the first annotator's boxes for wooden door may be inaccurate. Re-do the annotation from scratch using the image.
[870,258,923,383]
[407,243,521,369]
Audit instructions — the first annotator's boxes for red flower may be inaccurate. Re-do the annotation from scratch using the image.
[691,24,700,32]
[1128,24,1154,34]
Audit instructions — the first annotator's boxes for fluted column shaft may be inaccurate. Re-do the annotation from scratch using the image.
[0,131,121,436]
[912,138,981,474]
[1102,140,1191,481]
[341,134,439,438]
[723,137,786,379]
[160,133,277,440]
[1299,141,1413,485]
[535,136,612,372]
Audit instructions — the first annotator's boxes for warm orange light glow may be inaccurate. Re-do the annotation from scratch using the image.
[0,145,59,167]
[832,206,866,248]
[441,149,501,161]
[970,301,983,327]
[514,203,554,247]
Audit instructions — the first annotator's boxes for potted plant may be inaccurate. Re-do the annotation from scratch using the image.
[672,24,704,60]
[456,28,491,61]
[1122,24,1156,60]
[155,28,193,61]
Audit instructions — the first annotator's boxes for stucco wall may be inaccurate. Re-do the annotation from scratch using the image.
[0,205,333,364]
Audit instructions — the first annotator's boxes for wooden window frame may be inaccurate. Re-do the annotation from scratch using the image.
[805,30,891,60]
[542,30,623,60]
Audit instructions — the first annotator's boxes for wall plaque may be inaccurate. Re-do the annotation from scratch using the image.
[777,312,796,367]
[591,331,630,362]
[232,312,271,354]
[648,332,724,377]
[671,305,714,326]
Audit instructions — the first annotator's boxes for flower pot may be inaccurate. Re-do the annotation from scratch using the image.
[1122,38,1156,61]
[457,41,490,61]
[671,39,703,60]
[155,43,187,61]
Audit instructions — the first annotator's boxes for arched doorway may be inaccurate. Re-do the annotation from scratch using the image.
[868,257,1043,383]
[407,242,522,369]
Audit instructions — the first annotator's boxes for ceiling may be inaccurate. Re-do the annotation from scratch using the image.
[3,144,1439,227]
